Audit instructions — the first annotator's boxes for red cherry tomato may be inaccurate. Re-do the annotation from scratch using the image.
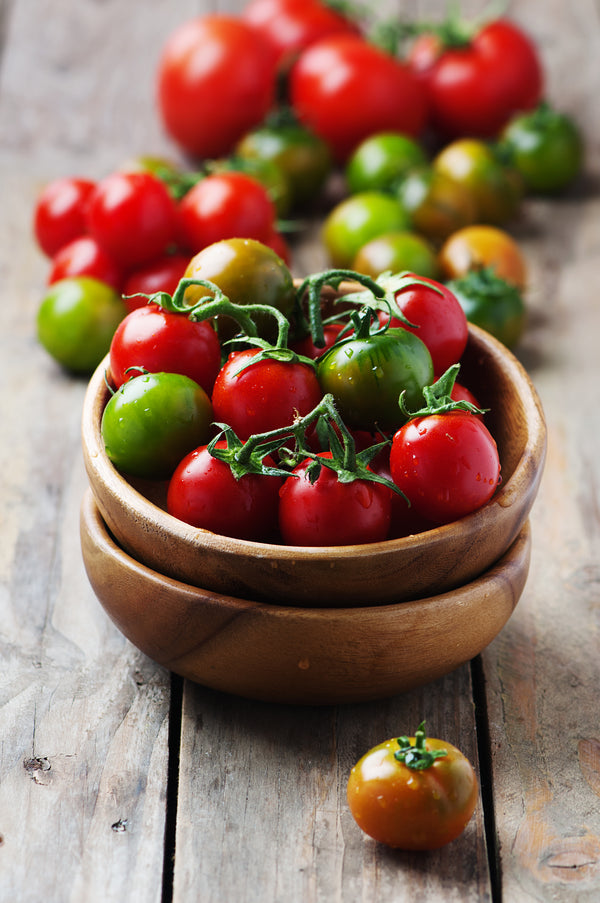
[212,348,323,441]
[290,34,427,162]
[156,15,278,159]
[408,19,543,139]
[122,253,191,312]
[108,305,221,396]
[87,171,178,271]
[33,176,95,257]
[47,236,123,292]
[379,275,468,376]
[242,0,359,68]
[178,172,276,254]
[167,441,282,541]
[278,451,392,546]
[390,411,501,524]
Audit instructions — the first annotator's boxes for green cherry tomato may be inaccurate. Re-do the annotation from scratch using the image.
[433,138,523,225]
[345,131,427,194]
[446,267,527,348]
[37,276,126,374]
[397,168,477,243]
[101,371,213,479]
[316,328,434,432]
[236,117,332,209]
[183,237,296,342]
[500,103,584,194]
[322,191,412,268]
[352,231,439,279]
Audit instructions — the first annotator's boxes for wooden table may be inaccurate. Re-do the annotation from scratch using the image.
[1,1,599,900]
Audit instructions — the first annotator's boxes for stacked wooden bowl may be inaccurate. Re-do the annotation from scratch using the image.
[80,323,546,704]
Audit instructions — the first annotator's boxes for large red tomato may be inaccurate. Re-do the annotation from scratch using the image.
[289,34,427,162]
[156,15,278,159]
[408,19,543,139]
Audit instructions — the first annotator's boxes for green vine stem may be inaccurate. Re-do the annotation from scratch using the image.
[394,722,448,770]
[398,363,487,421]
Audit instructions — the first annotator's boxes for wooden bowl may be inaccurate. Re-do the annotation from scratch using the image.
[82,322,546,607]
[80,489,531,705]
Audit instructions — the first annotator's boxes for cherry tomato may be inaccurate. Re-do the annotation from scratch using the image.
[347,723,478,850]
[242,0,359,69]
[122,253,191,312]
[352,231,439,280]
[433,138,522,225]
[438,225,527,290]
[37,276,126,374]
[235,116,333,210]
[500,103,584,194]
[397,167,477,243]
[408,18,543,139]
[390,410,500,523]
[167,441,282,541]
[322,191,411,268]
[178,171,276,254]
[182,238,296,341]
[380,274,468,376]
[156,15,278,159]
[317,328,434,433]
[33,176,95,257]
[47,236,124,292]
[222,155,292,218]
[212,349,323,441]
[87,171,178,270]
[290,34,427,162]
[446,268,526,348]
[108,305,221,395]
[278,451,391,546]
[101,371,213,479]
[345,131,427,195]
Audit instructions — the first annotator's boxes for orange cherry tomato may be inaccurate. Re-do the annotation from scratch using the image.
[347,722,478,850]
[437,224,527,290]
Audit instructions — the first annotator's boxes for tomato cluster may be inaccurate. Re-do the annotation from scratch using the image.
[97,240,501,546]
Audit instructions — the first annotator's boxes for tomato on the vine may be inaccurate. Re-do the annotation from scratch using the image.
[408,18,543,139]
[278,451,392,546]
[347,723,478,850]
[37,276,126,374]
[33,176,95,258]
[212,349,324,441]
[87,171,178,271]
[47,235,124,292]
[156,15,278,159]
[167,440,282,541]
[390,409,500,523]
[108,304,221,395]
[290,34,427,162]
[178,171,276,255]
[101,371,213,479]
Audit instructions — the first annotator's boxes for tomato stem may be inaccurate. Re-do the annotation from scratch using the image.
[398,364,487,421]
[395,722,448,770]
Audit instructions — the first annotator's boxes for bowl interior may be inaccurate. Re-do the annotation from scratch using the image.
[80,489,532,705]
[82,321,546,607]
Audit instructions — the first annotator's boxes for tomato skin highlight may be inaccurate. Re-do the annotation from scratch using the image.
[347,735,478,850]
[212,349,324,441]
[167,442,282,541]
[108,305,221,396]
[390,412,501,524]
[157,15,278,159]
[278,452,391,546]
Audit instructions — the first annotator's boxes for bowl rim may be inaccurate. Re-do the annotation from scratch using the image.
[82,322,546,562]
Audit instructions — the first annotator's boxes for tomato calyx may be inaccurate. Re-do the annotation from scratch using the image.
[398,363,487,421]
[340,270,446,329]
[446,266,524,310]
[394,721,448,770]
[403,0,509,52]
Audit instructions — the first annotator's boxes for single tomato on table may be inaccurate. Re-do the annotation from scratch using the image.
[438,224,527,290]
[347,722,478,850]
[322,191,411,268]
[345,131,427,195]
